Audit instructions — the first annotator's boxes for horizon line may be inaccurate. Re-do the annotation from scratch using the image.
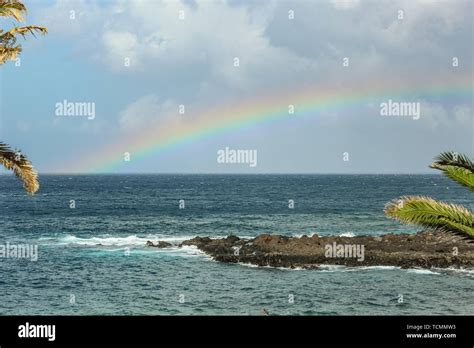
[0,171,442,176]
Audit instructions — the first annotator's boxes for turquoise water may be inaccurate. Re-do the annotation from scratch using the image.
[0,174,472,315]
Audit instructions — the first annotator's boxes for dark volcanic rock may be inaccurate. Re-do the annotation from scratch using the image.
[178,231,474,270]
[180,236,212,247]
[146,240,172,248]
[181,235,244,255]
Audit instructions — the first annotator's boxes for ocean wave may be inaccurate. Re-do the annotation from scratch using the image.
[235,264,462,274]
[338,232,355,237]
[87,244,210,259]
[236,262,305,271]
[235,263,474,275]
[38,234,260,247]
[234,263,401,272]
[293,232,320,238]
[432,267,474,276]
[317,265,398,272]
[38,234,216,258]
[357,265,399,270]
[39,234,191,247]
[406,268,440,275]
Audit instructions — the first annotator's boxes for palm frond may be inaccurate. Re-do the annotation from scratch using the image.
[430,152,474,191]
[433,165,474,191]
[384,196,474,238]
[6,25,48,37]
[0,0,27,22]
[0,142,39,195]
[0,2,42,196]
[0,0,48,64]
[431,151,474,172]
[0,25,47,64]
[0,44,21,63]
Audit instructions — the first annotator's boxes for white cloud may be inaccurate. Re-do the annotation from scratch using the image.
[102,31,139,67]
[28,0,473,172]
[119,94,177,130]
[36,0,103,36]
[420,102,472,130]
[330,0,360,10]
[37,0,314,92]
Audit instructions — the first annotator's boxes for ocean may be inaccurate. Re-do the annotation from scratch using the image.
[0,174,472,315]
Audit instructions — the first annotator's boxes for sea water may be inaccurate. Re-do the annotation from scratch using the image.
[0,174,472,315]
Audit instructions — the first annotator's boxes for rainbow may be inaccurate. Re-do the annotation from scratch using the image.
[60,76,472,173]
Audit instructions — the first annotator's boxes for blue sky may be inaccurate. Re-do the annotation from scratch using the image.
[0,0,472,173]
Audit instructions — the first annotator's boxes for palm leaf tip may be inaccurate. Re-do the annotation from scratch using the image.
[430,151,474,172]
[384,196,474,238]
[0,142,39,195]
[0,0,27,22]
[0,26,48,63]
[0,0,48,65]
[429,152,474,191]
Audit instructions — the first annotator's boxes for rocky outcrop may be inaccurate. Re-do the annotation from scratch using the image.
[175,231,474,269]
[146,240,172,248]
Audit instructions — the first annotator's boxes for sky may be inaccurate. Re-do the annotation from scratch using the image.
[0,0,472,174]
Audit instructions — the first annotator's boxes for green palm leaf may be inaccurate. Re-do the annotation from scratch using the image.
[434,165,474,191]
[432,151,474,172]
[384,196,474,238]
[430,152,474,191]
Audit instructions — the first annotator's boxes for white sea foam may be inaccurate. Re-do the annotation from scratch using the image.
[289,264,471,275]
[317,265,400,272]
[235,264,400,272]
[38,234,220,259]
[39,234,258,247]
[406,268,440,275]
[37,234,250,260]
[339,232,355,237]
[318,264,347,271]
[432,267,474,276]
[293,232,320,238]
[41,234,198,246]
[235,263,473,274]
[357,265,399,270]
[236,262,260,268]
[39,234,185,247]
[236,262,305,271]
